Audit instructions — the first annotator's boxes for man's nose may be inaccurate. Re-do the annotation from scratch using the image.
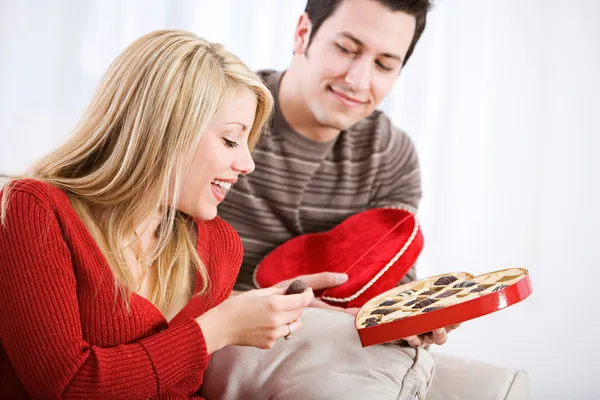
[344,57,371,92]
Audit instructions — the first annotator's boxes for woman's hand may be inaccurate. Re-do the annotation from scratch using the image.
[197,286,313,353]
[274,272,360,316]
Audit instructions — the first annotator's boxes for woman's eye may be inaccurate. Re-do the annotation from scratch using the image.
[223,138,239,148]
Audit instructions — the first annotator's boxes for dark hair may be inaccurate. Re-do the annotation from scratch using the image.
[304,0,432,65]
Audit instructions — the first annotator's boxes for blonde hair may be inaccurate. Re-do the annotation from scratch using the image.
[1,30,273,315]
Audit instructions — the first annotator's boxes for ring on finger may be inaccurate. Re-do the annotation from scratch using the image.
[284,322,295,340]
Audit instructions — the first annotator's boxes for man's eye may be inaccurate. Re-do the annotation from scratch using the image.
[376,61,394,72]
[223,138,238,148]
[335,43,356,55]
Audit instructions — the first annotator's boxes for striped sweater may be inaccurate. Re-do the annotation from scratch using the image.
[218,70,422,291]
[0,179,243,399]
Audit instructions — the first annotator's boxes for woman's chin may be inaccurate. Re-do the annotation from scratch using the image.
[177,202,217,221]
[196,205,218,221]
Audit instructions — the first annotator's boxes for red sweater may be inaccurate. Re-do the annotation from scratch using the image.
[0,179,243,399]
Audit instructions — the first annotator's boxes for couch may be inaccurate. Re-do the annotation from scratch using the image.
[201,308,530,400]
[0,176,529,399]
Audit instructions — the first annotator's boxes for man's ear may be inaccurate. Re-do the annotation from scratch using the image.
[293,13,313,55]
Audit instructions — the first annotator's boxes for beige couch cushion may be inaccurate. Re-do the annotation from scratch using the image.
[200,308,436,400]
[426,352,530,400]
[200,307,530,400]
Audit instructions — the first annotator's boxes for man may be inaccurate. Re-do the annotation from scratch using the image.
[219,0,453,348]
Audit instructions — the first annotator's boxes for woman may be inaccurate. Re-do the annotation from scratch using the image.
[0,30,313,399]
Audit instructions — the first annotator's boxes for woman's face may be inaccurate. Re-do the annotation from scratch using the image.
[177,88,257,220]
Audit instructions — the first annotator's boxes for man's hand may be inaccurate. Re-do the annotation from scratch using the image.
[274,272,360,316]
[402,324,461,348]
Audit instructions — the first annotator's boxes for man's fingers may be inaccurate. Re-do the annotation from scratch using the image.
[430,328,448,345]
[400,325,456,348]
[404,335,423,347]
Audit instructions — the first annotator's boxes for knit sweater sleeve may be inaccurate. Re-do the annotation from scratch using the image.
[0,190,210,399]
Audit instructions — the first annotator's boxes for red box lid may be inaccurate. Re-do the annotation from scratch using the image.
[253,208,424,308]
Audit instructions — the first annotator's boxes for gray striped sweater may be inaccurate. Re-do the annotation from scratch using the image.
[218,70,422,291]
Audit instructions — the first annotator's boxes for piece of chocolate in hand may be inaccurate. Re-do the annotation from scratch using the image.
[285,279,309,295]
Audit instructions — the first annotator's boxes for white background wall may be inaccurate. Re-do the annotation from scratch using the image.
[1,1,599,398]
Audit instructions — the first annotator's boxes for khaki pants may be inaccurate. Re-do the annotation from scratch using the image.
[200,308,436,400]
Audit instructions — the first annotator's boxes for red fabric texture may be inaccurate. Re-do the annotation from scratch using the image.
[0,179,243,399]
[255,208,424,308]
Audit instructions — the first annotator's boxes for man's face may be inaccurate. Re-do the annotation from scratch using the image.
[293,0,417,130]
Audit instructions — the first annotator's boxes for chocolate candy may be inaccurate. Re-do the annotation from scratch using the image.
[420,288,441,296]
[285,280,308,295]
[422,306,443,313]
[434,275,458,286]
[436,291,457,299]
[379,300,398,307]
[496,274,520,283]
[404,299,420,307]
[454,281,476,288]
[365,317,380,324]
[365,320,379,327]
[470,286,486,293]
[370,308,395,315]
[413,298,438,309]
[492,285,509,292]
